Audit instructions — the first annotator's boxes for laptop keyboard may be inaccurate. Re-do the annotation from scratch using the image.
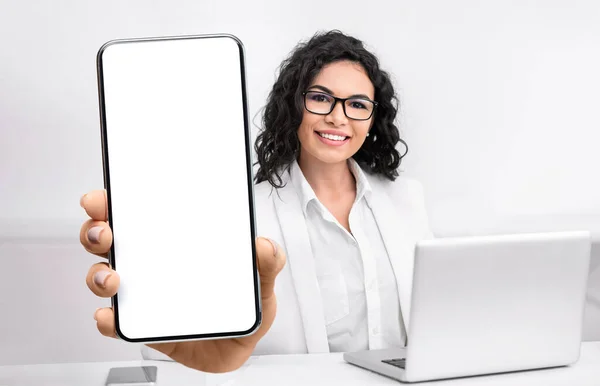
[382,358,406,369]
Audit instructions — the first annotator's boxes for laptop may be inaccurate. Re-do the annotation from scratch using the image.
[343,230,591,383]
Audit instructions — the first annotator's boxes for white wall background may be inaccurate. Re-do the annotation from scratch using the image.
[1,0,599,365]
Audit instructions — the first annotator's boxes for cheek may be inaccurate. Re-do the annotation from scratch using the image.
[353,122,371,139]
[347,123,371,151]
[297,114,320,141]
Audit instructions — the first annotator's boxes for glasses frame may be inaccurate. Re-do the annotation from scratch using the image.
[302,90,378,121]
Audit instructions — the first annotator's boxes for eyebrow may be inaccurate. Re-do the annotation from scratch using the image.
[307,84,373,101]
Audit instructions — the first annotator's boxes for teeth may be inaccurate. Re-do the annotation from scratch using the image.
[318,132,347,141]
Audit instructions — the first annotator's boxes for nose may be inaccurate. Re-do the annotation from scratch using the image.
[325,100,348,126]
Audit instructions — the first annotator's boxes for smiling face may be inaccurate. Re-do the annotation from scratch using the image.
[297,60,376,166]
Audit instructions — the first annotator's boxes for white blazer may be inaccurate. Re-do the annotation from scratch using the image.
[141,165,433,359]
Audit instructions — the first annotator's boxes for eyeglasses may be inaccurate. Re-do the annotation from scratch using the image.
[302,90,378,121]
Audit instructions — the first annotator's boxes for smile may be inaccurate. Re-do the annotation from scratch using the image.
[315,131,351,146]
[317,132,348,141]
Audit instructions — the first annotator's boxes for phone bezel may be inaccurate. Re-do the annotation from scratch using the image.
[96,33,262,343]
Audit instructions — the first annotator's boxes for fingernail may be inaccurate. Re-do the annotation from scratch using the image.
[94,308,101,320]
[94,270,111,288]
[88,226,103,244]
[80,194,87,208]
[265,238,278,257]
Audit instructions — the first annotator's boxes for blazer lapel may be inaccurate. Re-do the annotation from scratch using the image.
[272,172,330,353]
[366,176,416,334]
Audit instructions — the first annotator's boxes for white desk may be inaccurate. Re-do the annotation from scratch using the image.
[1,342,599,386]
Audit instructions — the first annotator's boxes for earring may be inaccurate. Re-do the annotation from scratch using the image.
[366,132,370,137]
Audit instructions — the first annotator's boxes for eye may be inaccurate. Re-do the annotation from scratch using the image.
[308,92,332,103]
[349,100,367,109]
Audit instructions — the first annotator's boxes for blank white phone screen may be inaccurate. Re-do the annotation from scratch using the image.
[98,36,259,341]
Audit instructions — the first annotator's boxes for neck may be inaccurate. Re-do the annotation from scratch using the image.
[297,152,356,198]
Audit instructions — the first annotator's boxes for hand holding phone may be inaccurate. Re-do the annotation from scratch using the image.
[80,34,287,373]
[80,189,286,372]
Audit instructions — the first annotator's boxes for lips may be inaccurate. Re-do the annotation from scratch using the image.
[315,131,349,140]
[314,131,351,147]
[315,130,351,138]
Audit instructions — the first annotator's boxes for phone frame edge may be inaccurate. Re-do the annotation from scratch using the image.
[95,33,263,344]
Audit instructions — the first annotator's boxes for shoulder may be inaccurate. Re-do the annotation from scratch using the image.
[252,165,290,199]
[253,180,278,206]
[252,179,279,222]
[366,170,433,237]
[366,170,426,202]
[252,179,288,247]
[254,179,273,196]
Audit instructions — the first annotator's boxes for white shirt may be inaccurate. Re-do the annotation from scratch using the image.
[289,158,407,352]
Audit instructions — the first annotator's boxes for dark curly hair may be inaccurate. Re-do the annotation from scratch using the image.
[253,30,407,188]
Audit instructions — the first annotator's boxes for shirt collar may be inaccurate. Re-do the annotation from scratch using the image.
[289,157,372,217]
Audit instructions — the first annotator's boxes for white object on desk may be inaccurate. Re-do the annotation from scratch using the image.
[0,358,246,386]
[345,231,591,382]
[230,342,600,385]
[1,342,599,386]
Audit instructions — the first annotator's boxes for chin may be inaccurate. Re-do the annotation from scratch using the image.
[317,155,349,164]
[310,148,354,165]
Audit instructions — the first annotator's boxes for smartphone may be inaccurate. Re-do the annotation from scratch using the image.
[105,366,157,386]
[96,34,261,343]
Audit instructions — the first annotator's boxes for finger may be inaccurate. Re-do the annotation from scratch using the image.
[255,237,286,300]
[94,307,117,338]
[80,189,108,221]
[86,262,120,298]
[80,219,113,257]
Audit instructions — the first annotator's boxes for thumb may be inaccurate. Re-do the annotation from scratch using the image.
[255,237,286,300]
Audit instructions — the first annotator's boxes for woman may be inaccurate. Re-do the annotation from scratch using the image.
[79,30,432,373]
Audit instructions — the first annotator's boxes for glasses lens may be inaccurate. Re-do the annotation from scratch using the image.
[305,91,334,114]
[345,98,374,120]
